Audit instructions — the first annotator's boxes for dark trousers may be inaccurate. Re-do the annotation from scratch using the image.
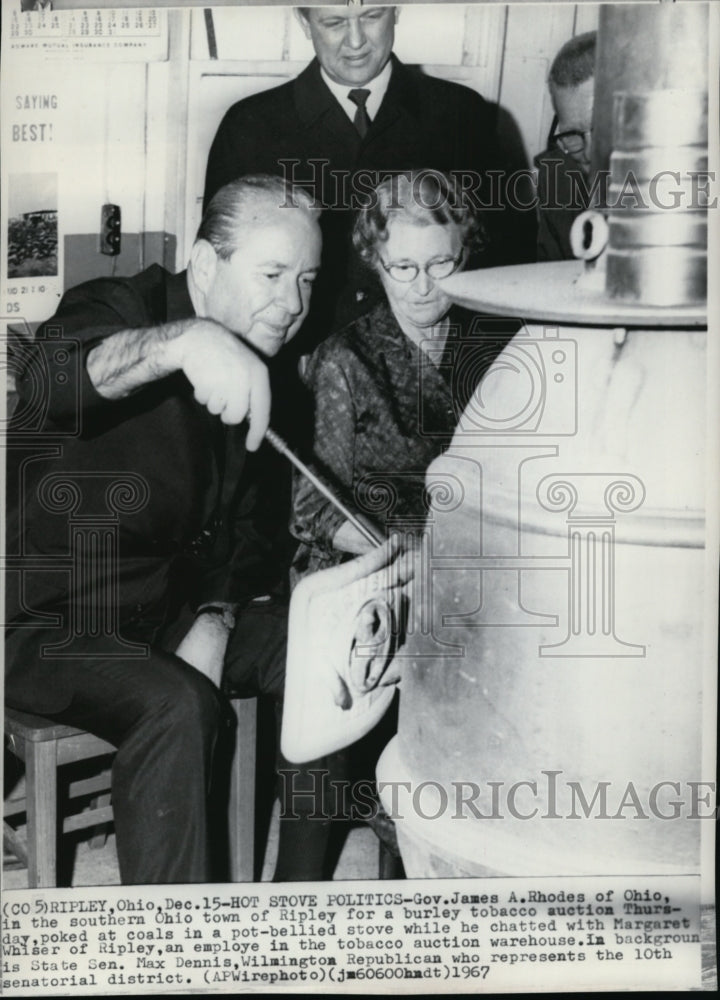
[5,627,225,884]
[5,599,347,885]
[221,597,348,882]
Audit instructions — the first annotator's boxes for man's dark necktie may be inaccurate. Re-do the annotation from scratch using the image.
[348,88,371,138]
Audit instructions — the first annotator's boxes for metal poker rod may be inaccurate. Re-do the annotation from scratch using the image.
[265,428,384,548]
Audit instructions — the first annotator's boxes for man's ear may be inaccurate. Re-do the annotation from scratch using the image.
[294,7,312,40]
[393,6,400,26]
[189,239,218,299]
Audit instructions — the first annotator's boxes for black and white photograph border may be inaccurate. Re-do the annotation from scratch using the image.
[1,0,718,995]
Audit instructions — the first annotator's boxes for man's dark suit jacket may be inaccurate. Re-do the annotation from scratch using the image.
[534,148,591,261]
[4,266,286,713]
[204,56,533,345]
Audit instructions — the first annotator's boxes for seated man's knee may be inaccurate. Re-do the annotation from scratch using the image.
[161,663,227,739]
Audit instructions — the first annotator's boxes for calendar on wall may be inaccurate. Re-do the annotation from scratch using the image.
[7,7,168,61]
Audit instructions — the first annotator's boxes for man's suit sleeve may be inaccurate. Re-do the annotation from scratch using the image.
[459,87,537,266]
[534,151,585,261]
[14,279,151,432]
[536,194,567,262]
[195,441,292,607]
[204,98,286,212]
[195,490,279,608]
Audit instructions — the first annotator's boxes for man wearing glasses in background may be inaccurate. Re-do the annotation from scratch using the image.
[534,31,596,261]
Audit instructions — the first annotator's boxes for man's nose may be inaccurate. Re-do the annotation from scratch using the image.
[345,18,366,49]
[278,277,304,316]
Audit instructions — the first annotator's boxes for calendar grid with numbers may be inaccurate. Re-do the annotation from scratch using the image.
[8,7,168,60]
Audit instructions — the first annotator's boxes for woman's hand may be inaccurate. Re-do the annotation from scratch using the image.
[332,517,380,555]
[173,606,235,687]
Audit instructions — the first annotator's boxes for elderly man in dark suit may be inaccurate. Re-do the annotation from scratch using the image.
[4,176,334,885]
[205,4,533,345]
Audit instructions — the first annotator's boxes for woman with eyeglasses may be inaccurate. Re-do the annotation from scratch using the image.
[289,170,511,871]
[291,169,499,576]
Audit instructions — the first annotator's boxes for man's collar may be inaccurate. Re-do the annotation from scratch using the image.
[296,55,408,127]
[377,54,422,116]
[319,58,392,123]
[295,59,342,125]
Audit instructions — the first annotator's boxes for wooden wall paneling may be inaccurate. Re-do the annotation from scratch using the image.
[192,6,289,62]
[57,63,150,286]
[499,2,599,164]
[393,5,468,66]
[573,3,601,36]
[287,7,320,62]
[162,8,192,273]
[182,64,302,263]
[461,3,507,100]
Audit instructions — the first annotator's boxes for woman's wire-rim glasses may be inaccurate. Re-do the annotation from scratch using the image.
[377,248,465,284]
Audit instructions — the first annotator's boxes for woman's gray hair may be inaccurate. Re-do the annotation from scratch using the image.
[352,169,486,268]
[196,175,319,260]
